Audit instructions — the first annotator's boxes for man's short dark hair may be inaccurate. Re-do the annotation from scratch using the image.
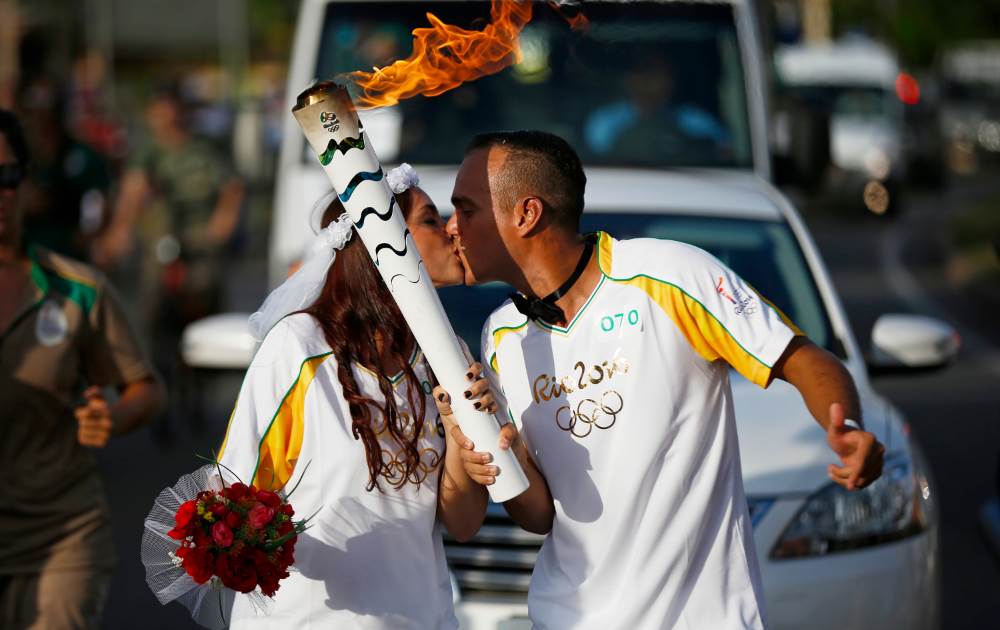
[0,109,29,168]
[467,130,586,230]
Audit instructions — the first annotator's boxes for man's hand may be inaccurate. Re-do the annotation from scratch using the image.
[826,402,885,491]
[74,386,115,447]
[431,361,519,487]
[449,422,519,486]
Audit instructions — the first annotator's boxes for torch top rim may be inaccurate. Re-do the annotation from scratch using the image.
[294,80,349,112]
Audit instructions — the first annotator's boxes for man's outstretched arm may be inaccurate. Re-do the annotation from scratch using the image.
[771,336,885,490]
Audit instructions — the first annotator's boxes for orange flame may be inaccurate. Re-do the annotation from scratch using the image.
[548,1,589,32]
[349,0,534,109]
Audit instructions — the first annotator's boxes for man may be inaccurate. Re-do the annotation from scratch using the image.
[91,83,242,438]
[0,109,164,629]
[445,130,884,629]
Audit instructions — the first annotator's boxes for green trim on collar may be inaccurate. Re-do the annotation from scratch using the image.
[534,274,607,335]
[27,246,98,314]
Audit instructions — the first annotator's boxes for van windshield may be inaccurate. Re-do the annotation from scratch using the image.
[314,1,752,168]
[783,84,891,120]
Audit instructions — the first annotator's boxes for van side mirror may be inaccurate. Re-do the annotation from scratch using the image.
[867,314,959,373]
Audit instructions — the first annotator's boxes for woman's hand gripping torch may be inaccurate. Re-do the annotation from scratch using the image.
[292,81,529,502]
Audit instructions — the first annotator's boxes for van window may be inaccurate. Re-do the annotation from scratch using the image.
[314,1,752,169]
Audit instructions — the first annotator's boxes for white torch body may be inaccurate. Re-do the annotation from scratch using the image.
[292,83,528,502]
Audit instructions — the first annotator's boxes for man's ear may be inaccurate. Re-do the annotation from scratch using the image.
[513,196,544,236]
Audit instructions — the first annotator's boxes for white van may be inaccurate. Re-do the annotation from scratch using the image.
[774,38,907,215]
[184,3,952,629]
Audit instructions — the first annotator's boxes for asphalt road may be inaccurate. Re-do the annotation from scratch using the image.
[95,174,1000,630]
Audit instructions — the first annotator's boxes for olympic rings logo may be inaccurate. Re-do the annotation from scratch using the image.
[379,446,442,485]
[554,390,624,438]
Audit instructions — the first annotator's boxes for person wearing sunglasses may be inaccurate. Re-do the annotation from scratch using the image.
[0,109,164,630]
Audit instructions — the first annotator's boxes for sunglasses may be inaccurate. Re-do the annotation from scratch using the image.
[0,163,24,189]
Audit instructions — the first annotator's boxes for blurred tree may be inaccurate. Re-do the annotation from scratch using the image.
[832,0,1000,66]
[248,0,299,62]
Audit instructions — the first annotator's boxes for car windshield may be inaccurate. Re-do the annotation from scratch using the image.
[439,214,836,360]
[315,1,752,168]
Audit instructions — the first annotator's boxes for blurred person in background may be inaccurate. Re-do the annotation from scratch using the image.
[92,82,245,439]
[0,109,164,629]
[18,77,112,261]
[584,53,731,165]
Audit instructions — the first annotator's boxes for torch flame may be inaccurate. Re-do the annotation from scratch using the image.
[348,0,534,109]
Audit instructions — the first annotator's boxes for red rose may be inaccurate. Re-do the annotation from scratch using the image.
[167,501,198,540]
[182,547,215,584]
[248,503,276,529]
[256,490,281,509]
[224,482,248,502]
[176,500,198,526]
[275,543,295,570]
[216,550,258,593]
[209,501,228,519]
[212,522,234,547]
[250,549,288,597]
[279,503,294,517]
[225,511,242,529]
[193,527,212,548]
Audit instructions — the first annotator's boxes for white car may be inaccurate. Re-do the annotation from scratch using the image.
[426,167,949,630]
[184,1,954,628]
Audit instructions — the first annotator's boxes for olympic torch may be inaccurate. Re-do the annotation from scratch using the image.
[292,81,528,502]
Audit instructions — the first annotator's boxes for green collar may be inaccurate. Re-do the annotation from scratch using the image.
[27,245,50,296]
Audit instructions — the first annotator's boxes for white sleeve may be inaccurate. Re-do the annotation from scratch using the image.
[480,318,514,427]
[217,320,322,490]
[669,244,802,388]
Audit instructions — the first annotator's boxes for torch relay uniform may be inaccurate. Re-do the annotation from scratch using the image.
[217,312,458,629]
[482,232,801,629]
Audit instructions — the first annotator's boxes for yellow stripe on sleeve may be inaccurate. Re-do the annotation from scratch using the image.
[621,276,776,388]
[750,284,805,336]
[489,321,528,375]
[252,352,333,490]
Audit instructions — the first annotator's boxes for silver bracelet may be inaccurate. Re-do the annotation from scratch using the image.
[844,419,862,430]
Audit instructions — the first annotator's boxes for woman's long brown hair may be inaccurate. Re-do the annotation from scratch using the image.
[303,193,428,492]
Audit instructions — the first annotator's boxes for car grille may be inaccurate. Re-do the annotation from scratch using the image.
[444,498,774,595]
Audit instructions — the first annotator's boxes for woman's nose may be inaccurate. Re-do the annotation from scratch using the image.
[445,213,458,236]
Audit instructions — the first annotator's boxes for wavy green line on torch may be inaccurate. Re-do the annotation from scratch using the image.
[318,135,366,166]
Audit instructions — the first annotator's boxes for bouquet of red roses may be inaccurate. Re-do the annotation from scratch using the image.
[168,481,301,597]
[142,464,312,629]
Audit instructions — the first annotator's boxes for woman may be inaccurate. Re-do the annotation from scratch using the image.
[216,165,497,628]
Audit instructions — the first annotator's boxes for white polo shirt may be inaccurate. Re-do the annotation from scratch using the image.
[482,232,800,630]
[218,313,457,629]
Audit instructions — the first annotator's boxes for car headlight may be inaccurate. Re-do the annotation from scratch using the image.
[771,452,932,559]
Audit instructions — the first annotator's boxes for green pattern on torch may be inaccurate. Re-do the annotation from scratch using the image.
[318,134,366,166]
